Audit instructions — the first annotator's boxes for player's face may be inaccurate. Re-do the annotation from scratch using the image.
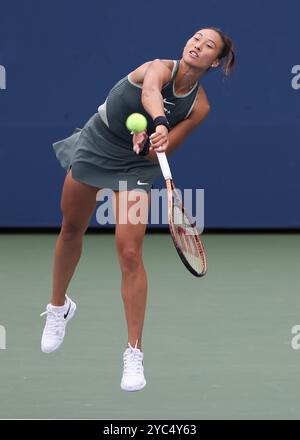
[183,28,223,70]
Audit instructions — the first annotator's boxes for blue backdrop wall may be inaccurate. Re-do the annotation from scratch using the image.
[1,0,299,228]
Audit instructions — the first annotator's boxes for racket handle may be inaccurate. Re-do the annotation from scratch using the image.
[156,152,172,180]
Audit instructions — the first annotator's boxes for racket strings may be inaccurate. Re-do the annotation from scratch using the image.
[172,196,206,276]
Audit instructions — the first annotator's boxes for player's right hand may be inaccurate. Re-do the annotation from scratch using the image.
[149,125,169,152]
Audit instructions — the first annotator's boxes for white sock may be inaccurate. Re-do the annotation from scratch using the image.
[50,297,69,310]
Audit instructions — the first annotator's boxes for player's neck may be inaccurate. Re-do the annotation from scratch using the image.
[175,59,206,94]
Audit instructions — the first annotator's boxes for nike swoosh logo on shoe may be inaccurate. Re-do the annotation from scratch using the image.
[64,302,71,319]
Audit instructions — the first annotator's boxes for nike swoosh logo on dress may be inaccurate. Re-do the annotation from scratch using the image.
[137,180,149,186]
[163,98,175,106]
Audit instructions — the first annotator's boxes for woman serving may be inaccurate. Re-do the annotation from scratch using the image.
[40,27,236,392]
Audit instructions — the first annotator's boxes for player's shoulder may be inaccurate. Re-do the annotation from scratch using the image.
[195,86,211,112]
[129,59,174,85]
[153,59,175,71]
[133,59,174,71]
[188,86,211,123]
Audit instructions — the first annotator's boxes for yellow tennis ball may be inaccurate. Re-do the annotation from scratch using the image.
[126,113,147,133]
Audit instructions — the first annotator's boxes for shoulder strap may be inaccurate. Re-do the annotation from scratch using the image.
[171,60,180,80]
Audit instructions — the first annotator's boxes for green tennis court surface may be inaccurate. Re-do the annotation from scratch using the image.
[0,233,299,419]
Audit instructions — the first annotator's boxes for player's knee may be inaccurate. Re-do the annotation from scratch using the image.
[119,247,141,273]
[60,221,85,241]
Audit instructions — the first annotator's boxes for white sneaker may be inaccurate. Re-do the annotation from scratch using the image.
[120,341,146,392]
[40,295,76,353]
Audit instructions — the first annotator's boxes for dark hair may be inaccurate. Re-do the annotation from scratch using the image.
[208,27,236,76]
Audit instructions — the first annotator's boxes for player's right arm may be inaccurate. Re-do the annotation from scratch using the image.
[142,60,173,152]
[140,59,173,119]
[129,59,173,118]
[129,59,174,155]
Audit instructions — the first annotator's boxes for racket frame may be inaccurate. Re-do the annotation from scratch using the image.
[156,152,207,277]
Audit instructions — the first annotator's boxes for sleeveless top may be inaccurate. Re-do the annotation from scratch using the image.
[97,60,201,150]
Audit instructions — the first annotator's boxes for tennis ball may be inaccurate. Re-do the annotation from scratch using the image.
[126,113,147,133]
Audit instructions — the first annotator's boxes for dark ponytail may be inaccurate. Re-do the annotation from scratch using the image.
[209,27,236,76]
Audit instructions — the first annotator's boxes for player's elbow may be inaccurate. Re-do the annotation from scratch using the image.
[199,103,211,123]
[204,103,211,116]
[189,103,211,128]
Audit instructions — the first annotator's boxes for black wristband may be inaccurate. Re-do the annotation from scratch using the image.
[153,116,170,132]
[139,138,150,156]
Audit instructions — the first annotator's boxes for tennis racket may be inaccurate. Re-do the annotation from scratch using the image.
[156,152,207,277]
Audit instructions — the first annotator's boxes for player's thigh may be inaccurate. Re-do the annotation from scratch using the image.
[114,190,150,254]
[60,169,99,233]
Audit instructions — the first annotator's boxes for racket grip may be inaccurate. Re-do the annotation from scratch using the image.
[156,152,172,180]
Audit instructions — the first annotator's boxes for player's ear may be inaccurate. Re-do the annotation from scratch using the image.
[211,58,220,68]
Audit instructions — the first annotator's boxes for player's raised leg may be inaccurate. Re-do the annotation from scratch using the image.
[51,169,99,305]
[41,169,99,353]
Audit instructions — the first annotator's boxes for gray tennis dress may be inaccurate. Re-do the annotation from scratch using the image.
[53,60,201,192]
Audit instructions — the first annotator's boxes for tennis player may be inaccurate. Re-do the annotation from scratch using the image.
[41,28,235,392]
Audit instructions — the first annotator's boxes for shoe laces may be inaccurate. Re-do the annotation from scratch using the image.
[40,304,66,336]
[123,341,144,376]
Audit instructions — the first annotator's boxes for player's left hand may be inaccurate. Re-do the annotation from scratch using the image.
[132,130,148,155]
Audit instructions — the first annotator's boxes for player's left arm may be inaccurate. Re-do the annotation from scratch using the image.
[147,88,211,161]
